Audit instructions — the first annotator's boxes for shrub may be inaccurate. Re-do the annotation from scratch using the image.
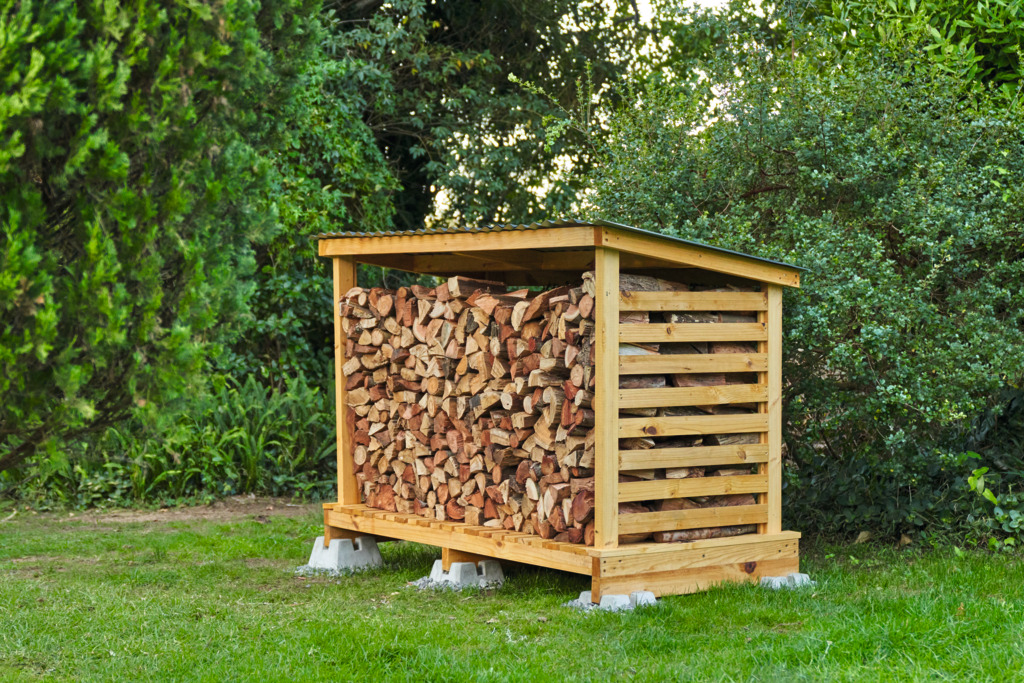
[571,25,1024,535]
[0,0,319,472]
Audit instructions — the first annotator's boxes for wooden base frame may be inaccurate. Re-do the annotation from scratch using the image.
[324,503,799,599]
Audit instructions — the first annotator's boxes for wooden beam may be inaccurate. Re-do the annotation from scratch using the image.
[618,413,768,438]
[618,383,768,410]
[333,257,360,506]
[618,474,768,503]
[619,322,767,344]
[327,506,591,574]
[600,227,802,288]
[618,504,768,534]
[319,226,597,257]
[594,247,620,549]
[619,443,769,470]
[765,285,784,534]
[619,291,768,312]
[619,353,768,375]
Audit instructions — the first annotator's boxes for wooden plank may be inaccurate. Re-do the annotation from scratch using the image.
[327,506,591,575]
[594,246,620,549]
[618,504,768,534]
[319,227,598,257]
[619,443,769,470]
[619,290,768,312]
[333,257,360,506]
[618,474,768,502]
[589,529,801,558]
[619,353,767,375]
[592,557,799,599]
[599,227,801,288]
[619,322,767,344]
[599,533,798,576]
[618,384,767,410]
[618,413,768,438]
[765,285,784,534]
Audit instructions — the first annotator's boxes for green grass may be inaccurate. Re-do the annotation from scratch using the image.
[2,507,1023,682]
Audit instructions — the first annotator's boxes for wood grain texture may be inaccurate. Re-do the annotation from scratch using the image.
[618,504,768,534]
[618,353,768,375]
[766,285,784,534]
[619,291,769,312]
[618,383,767,409]
[618,413,768,438]
[619,444,769,470]
[592,557,799,599]
[618,474,768,503]
[618,322,767,343]
[594,247,620,549]
[600,227,802,288]
[333,257,359,505]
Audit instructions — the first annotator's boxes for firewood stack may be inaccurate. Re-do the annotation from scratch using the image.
[339,272,761,546]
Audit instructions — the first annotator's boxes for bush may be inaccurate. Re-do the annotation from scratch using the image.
[0,375,336,509]
[0,0,319,472]
[571,24,1024,535]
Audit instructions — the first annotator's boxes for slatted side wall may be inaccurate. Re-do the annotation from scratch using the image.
[616,288,777,543]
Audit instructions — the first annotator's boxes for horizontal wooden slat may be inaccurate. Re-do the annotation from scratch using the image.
[618,384,767,410]
[619,322,767,344]
[619,291,767,312]
[618,414,768,438]
[619,474,768,503]
[619,444,769,470]
[619,353,767,375]
[618,504,768,534]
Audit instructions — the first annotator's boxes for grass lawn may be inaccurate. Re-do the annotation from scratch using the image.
[2,499,1023,682]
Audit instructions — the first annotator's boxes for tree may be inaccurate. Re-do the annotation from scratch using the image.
[0,0,320,472]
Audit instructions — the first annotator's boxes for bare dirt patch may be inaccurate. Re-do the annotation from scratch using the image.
[43,496,320,525]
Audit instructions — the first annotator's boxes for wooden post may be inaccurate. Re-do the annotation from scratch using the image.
[333,257,360,506]
[765,285,783,533]
[442,547,493,571]
[593,246,619,549]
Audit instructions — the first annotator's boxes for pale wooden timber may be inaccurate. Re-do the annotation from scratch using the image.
[592,556,799,599]
[618,322,767,344]
[593,530,801,561]
[319,227,597,257]
[442,547,494,571]
[326,505,591,574]
[618,384,768,410]
[619,291,768,312]
[593,247,620,549]
[765,285,784,534]
[599,227,802,288]
[333,257,360,505]
[619,353,768,375]
[618,474,768,503]
[618,413,768,438]
[618,504,768,534]
[619,444,769,470]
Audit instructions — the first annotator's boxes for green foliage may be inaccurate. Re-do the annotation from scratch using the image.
[0,375,335,508]
[783,0,1024,96]
[567,14,1024,535]
[0,0,320,472]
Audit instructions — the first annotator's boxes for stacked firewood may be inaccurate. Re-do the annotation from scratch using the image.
[340,276,600,545]
[339,273,760,546]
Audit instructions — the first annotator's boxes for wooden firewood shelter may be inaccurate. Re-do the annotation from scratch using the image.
[318,219,804,599]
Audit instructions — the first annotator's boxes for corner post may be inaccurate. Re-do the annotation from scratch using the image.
[594,246,620,549]
[759,285,783,534]
[333,256,360,506]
